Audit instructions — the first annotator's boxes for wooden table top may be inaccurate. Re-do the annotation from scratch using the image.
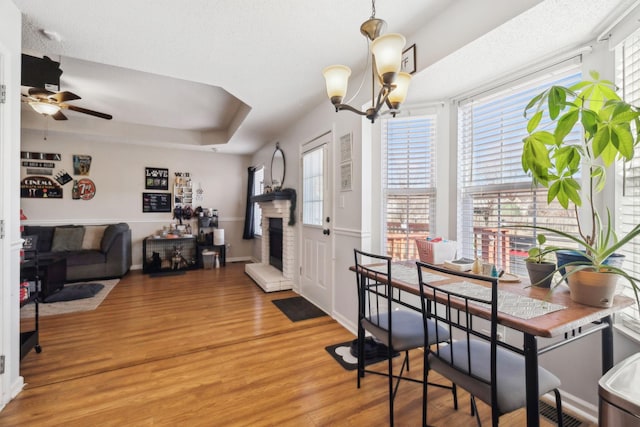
[351,261,634,338]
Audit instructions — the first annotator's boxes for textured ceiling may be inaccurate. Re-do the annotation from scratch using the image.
[12,0,635,154]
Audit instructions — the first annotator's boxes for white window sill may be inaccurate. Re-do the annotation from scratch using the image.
[614,318,640,345]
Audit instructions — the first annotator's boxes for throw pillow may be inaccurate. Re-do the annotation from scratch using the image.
[82,225,107,250]
[51,226,85,252]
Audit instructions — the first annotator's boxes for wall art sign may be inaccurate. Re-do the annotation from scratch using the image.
[73,155,92,175]
[340,161,353,192]
[21,151,61,161]
[22,161,55,168]
[54,170,73,185]
[401,44,416,74]
[145,167,169,190]
[142,192,172,212]
[26,168,52,175]
[22,235,38,251]
[340,133,352,163]
[21,176,63,198]
[72,178,96,200]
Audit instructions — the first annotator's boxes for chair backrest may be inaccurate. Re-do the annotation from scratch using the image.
[416,261,500,403]
[354,249,394,331]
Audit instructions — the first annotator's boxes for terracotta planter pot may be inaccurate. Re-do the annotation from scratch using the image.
[556,250,625,282]
[525,261,555,288]
[565,266,619,308]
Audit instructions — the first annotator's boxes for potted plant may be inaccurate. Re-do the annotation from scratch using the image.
[524,234,557,288]
[521,71,640,307]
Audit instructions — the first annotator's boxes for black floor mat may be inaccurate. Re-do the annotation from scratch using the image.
[271,296,327,322]
[325,338,398,371]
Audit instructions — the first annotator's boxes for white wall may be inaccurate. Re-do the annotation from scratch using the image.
[0,0,23,411]
[20,126,254,267]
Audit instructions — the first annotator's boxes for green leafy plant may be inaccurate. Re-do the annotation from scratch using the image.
[525,234,556,264]
[521,71,640,303]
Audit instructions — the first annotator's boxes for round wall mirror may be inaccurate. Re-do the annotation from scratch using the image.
[271,143,286,189]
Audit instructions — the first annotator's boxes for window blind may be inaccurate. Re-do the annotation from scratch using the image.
[616,31,640,328]
[457,67,581,276]
[382,115,437,261]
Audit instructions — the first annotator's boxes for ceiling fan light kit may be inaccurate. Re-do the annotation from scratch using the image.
[322,0,412,123]
[28,100,61,116]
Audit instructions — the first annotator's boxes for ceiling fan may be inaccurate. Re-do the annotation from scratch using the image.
[23,87,112,121]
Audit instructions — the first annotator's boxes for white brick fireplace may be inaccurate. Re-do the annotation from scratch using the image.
[245,198,295,292]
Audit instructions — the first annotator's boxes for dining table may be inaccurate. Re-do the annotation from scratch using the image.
[350,261,634,426]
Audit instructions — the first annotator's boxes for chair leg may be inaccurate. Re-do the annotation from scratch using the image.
[554,389,564,427]
[406,350,410,371]
[388,344,394,426]
[452,383,458,410]
[470,395,482,427]
[422,352,428,427]
[357,328,365,388]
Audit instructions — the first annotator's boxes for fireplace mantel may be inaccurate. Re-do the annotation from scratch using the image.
[251,191,294,203]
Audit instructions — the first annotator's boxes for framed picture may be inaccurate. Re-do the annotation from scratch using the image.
[145,167,169,190]
[401,44,416,74]
[142,192,172,213]
[340,133,352,163]
[340,161,352,192]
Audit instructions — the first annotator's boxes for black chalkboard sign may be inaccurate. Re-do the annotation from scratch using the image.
[142,192,171,213]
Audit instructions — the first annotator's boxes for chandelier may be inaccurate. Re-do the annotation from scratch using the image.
[322,0,411,123]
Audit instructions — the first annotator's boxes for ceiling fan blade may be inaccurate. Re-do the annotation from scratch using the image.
[50,91,81,103]
[52,110,68,121]
[64,104,112,120]
[28,87,55,98]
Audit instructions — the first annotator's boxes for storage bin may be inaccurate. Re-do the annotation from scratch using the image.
[202,250,215,269]
[415,239,457,264]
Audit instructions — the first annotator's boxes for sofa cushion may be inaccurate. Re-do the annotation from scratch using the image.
[51,226,85,252]
[101,223,129,252]
[23,226,54,253]
[82,225,107,250]
[66,250,106,266]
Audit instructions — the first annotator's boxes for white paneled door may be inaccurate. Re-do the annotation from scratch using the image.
[300,134,333,313]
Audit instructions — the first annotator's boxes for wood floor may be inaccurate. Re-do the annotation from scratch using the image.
[1,262,566,426]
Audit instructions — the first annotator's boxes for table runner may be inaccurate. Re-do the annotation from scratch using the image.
[369,263,447,285]
[438,281,566,320]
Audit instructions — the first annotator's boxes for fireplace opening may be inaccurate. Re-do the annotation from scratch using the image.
[269,218,283,271]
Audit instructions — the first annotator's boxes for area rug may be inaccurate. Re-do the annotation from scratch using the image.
[20,279,119,318]
[272,296,327,322]
[325,338,398,371]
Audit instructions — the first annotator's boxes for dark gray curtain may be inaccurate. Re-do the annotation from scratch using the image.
[242,167,256,239]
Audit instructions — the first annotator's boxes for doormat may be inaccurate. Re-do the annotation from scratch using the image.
[325,338,399,371]
[271,296,327,322]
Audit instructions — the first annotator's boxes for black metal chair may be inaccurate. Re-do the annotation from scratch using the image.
[353,249,456,426]
[416,261,564,427]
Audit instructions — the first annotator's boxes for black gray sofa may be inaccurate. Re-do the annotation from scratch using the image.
[23,223,132,282]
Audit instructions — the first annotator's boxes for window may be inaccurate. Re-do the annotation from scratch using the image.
[253,167,264,236]
[302,146,324,226]
[616,30,640,328]
[457,67,581,275]
[382,115,437,261]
